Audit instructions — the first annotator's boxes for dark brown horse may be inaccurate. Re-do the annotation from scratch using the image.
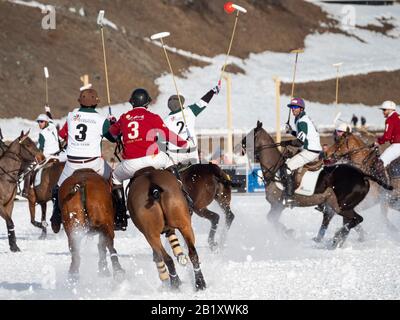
[27,161,64,239]
[324,132,400,234]
[178,163,236,250]
[241,122,391,248]
[0,131,44,252]
[59,169,124,280]
[127,168,206,290]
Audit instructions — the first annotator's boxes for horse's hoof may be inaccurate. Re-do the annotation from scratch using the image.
[176,253,188,266]
[98,268,112,278]
[208,240,219,252]
[113,268,126,282]
[10,246,21,253]
[170,274,182,289]
[67,273,79,286]
[38,234,47,240]
[195,278,207,291]
[51,222,61,234]
[313,236,323,243]
[41,221,48,228]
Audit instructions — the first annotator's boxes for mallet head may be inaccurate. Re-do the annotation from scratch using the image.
[333,62,343,68]
[97,10,105,26]
[232,4,247,13]
[150,32,171,41]
[290,48,304,54]
[44,67,49,79]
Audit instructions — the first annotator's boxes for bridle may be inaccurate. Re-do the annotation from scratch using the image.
[242,129,288,185]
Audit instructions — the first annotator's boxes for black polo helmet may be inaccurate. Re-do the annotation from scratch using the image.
[129,88,152,108]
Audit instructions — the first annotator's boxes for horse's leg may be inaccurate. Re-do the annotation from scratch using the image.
[1,200,20,252]
[331,210,364,249]
[28,192,41,229]
[215,190,235,229]
[149,238,170,286]
[352,217,366,242]
[165,229,188,266]
[98,231,111,277]
[267,202,293,237]
[39,203,47,240]
[313,204,335,243]
[104,229,125,279]
[67,231,83,280]
[160,245,181,289]
[179,226,206,290]
[196,208,220,251]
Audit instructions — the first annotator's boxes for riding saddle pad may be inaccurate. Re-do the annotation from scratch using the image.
[276,162,323,196]
[33,159,60,187]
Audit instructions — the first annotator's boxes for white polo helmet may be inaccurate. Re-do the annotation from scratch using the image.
[379,101,397,111]
[36,114,50,122]
[335,122,352,133]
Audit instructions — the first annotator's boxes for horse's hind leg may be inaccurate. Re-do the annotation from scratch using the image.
[160,245,181,289]
[67,232,82,280]
[166,229,188,266]
[150,239,170,286]
[314,204,335,243]
[332,210,364,249]
[196,208,220,251]
[104,231,125,279]
[179,226,206,291]
[267,202,293,237]
[215,189,235,229]
[98,232,111,277]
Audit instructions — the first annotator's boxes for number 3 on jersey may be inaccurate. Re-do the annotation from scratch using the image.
[128,121,140,140]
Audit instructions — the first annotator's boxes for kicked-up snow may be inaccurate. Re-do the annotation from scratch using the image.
[0,194,399,300]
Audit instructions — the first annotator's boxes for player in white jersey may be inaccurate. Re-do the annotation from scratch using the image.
[21,111,62,198]
[163,84,220,165]
[50,89,115,233]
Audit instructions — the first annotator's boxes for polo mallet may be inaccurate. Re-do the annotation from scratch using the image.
[44,67,49,107]
[220,2,247,83]
[333,62,343,105]
[97,10,112,115]
[150,32,193,143]
[287,48,304,124]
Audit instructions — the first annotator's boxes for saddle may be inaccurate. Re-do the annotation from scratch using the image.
[32,158,60,188]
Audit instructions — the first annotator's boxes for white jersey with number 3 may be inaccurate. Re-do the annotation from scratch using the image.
[66,110,106,158]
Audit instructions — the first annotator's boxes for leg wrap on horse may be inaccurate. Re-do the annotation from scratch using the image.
[112,185,128,231]
[50,185,62,233]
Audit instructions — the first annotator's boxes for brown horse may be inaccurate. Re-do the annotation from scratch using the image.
[59,169,124,280]
[27,161,64,239]
[324,132,400,234]
[0,131,44,252]
[127,168,206,290]
[177,163,236,250]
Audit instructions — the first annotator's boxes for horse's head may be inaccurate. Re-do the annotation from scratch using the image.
[240,121,264,157]
[15,131,45,164]
[325,132,370,163]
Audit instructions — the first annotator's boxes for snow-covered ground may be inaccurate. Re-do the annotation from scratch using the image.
[0,194,400,300]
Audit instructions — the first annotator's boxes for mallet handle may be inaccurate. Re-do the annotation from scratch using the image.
[100,25,112,114]
[220,10,240,82]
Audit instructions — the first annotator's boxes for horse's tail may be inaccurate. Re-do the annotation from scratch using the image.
[146,176,164,208]
[364,173,393,191]
[63,182,89,220]
[210,164,241,188]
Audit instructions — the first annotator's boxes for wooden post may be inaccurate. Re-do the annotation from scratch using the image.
[80,74,89,87]
[273,76,282,151]
[223,73,233,163]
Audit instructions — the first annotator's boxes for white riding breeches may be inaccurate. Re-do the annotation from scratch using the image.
[112,152,173,186]
[168,150,199,165]
[57,157,112,187]
[286,149,320,172]
[380,143,400,167]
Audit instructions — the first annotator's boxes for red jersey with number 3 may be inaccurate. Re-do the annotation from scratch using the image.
[109,107,188,159]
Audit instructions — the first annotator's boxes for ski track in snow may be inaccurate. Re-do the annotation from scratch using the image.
[0,194,400,300]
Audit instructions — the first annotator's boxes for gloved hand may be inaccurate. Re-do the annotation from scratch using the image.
[44,105,51,113]
[212,81,221,95]
[108,115,117,125]
[285,123,293,134]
